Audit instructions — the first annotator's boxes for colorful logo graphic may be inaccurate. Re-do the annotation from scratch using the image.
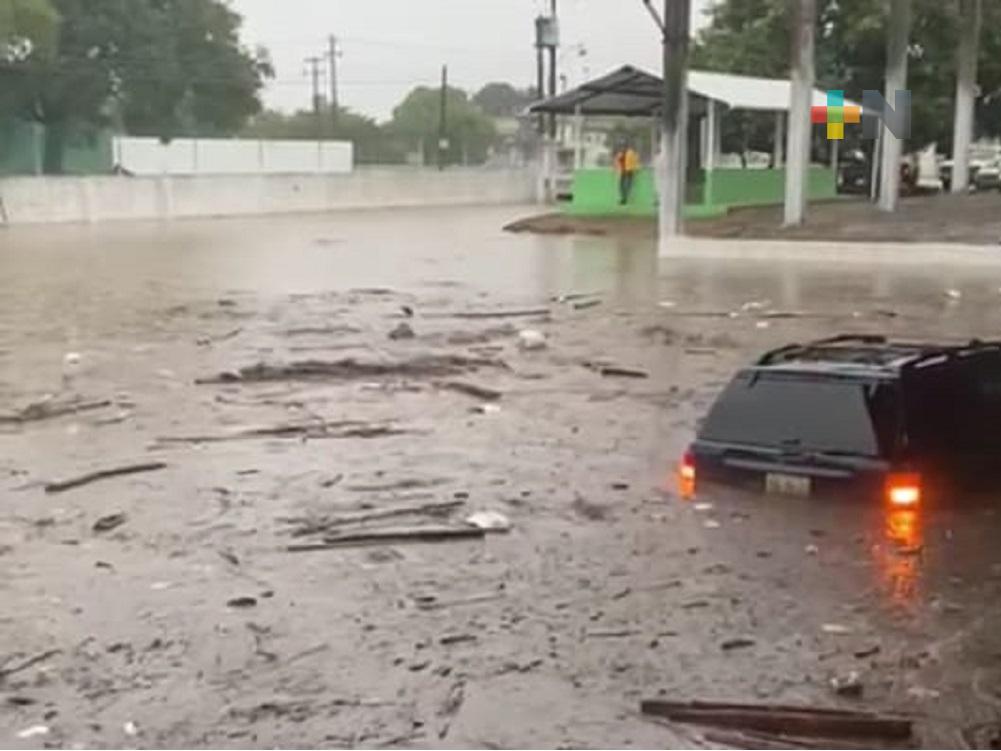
[811,91,862,140]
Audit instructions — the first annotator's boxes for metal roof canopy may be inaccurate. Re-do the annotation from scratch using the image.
[529,65,862,118]
[528,65,707,118]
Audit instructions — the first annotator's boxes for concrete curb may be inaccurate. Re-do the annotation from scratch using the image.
[659,237,1001,266]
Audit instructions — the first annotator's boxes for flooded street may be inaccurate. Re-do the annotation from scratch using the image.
[3,206,1001,748]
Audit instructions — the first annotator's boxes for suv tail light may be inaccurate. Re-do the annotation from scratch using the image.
[677,449,697,499]
[886,473,921,507]
[679,450,696,482]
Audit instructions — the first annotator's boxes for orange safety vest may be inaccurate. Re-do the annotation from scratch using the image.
[616,148,640,174]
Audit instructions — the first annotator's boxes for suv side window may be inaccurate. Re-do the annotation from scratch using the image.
[905,353,1001,455]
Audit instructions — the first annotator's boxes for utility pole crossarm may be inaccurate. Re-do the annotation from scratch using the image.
[641,0,666,34]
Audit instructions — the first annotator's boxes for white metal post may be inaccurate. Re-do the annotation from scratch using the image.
[878,0,912,212]
[658,0,691,244]
[951,0,981,194]
[773,111,785,169]
[784,0,816,226]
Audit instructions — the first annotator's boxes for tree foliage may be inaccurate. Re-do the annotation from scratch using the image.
[472,82,534,118]
[0,0,271,172]
[0,0,58,60]
[692,0,1001,151]
[388,85,497,166]
[243,106,406,165]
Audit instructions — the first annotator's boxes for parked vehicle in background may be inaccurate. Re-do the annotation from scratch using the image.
[973,158,1001,191]
[940,160,982,192]
[681,335,1001,507]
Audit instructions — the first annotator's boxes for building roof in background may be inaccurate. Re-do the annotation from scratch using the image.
[687,70,860,112]
[528,65,707,118]
[529,65,859,118]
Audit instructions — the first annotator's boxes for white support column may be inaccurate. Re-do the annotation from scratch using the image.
[706,101,717,171]
[951,0,981,194]
[574,105,584,169]
[773,111,785,168]
[878,0,912,212]
[658,0,691,245]
[699,116,708,168]
[784,0,816,226]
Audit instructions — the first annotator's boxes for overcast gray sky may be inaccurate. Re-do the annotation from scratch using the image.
[230,0,713,122]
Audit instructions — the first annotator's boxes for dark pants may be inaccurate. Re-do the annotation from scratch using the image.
[619,171,636,205]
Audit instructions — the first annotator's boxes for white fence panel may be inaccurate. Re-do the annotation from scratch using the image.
[114,137,353,176]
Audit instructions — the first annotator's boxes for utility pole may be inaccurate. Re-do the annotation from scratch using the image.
[783,0,816,226]
[548,0,558,139]
[878,0,912,212]
[642,0,691,243]
[327,35,340,129]
[951,0,981,194]
[304,55,325,139]
[438,65,448,171]
[536,40,545,134]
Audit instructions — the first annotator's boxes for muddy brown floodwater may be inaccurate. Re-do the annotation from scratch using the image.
[3,205,1001,749]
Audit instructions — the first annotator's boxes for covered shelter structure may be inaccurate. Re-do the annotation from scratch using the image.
[530,65,854,219]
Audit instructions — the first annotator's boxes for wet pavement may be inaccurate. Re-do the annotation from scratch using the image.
[3,206,1001,748]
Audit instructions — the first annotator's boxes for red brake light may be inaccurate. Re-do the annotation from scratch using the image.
[679,450,696,482]
[886,473,921,507]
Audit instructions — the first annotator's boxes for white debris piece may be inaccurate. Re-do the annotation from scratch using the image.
[821,623,853,635]
[472,404,502,415]
[518,330,547,351]
[123,721,139,736]
[945,289,962,300]
[17,726,49,739]
[906,686,942,701]
[703,519,721,529]
[466,511,512,532]
[755,321,771,330]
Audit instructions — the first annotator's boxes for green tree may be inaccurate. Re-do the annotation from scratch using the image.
[0,0,270,172]
[242,106,405,164]
[0,0,58,60]
[119,0,272,139]
[472,82,533,117]
[692,0,1001,150]
[388,85,497,166]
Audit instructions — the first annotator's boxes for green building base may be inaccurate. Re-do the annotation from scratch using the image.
[565,166,837,220]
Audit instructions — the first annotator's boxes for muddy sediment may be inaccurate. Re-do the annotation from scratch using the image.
[3,207,1001,747]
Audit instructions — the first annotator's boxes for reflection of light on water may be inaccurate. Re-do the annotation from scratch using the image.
[880,509,924,604]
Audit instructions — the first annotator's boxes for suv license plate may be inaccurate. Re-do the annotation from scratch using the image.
[766,473,812,497]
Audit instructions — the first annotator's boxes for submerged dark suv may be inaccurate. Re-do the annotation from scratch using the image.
[682,335,1001,506]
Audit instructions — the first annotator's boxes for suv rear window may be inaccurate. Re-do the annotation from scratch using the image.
[699,371,900,457]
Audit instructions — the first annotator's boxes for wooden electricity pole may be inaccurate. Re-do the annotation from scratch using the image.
[438,65,448,171]
[951,0,982,194]
[783,0,816,227]
[305,55,325,139]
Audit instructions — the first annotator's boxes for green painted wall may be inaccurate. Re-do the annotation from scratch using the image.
[0,119,113,175]
[566,166,837,219]
[704,167,837,208]
[0,119,43,175]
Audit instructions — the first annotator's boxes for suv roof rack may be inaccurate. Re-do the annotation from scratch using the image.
[757,334,1001,369]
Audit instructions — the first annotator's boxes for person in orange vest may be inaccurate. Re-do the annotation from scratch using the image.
[614,142,641,205]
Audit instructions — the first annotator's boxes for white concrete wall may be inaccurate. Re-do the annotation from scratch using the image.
[113,137,353,176]
[0,167,537,225]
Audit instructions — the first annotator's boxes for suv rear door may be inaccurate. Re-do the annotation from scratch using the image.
[693,370,901,496]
